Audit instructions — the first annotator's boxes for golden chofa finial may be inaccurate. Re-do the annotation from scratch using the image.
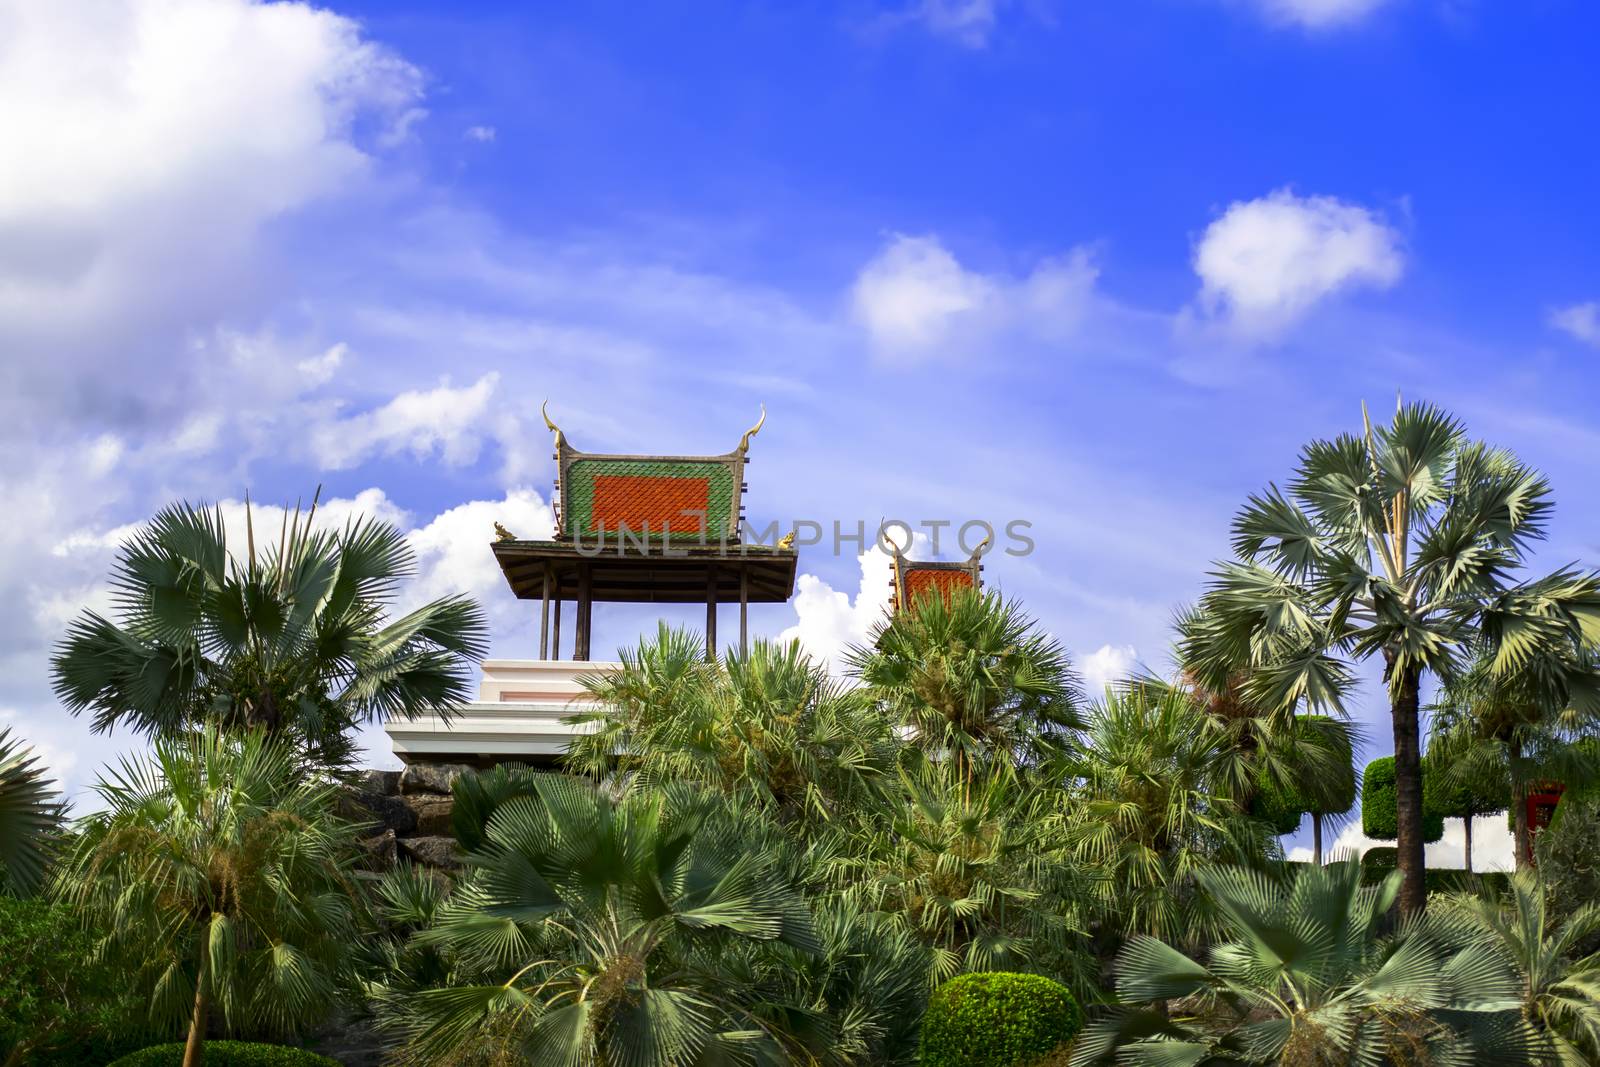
[777,530,795,550]
[541,400,566,451]
[970,532,991,560]
[494,522,517,542]
[738,404,766,455]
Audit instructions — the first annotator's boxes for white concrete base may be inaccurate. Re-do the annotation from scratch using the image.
[384,659,619,765]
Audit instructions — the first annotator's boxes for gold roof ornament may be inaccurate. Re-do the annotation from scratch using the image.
[541,400,566,452]
[777,530,795,550]
[493,522,517,543]
[738,404,766,455]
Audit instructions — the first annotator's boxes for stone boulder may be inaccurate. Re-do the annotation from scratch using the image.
[339,790,418,836]
[401,835,462,870]
[354,768,402,796]
[401,762,472,796]
[358,828,397,869]
[402,795,455,836]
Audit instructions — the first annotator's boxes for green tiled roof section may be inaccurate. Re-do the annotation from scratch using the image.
[564,458,738,540]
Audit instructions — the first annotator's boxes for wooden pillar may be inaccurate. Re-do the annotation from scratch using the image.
[739,567,748,657]
[576,562,592,661]
[552,596,562,661]
[705,565,718,661]
[539,564,551,659]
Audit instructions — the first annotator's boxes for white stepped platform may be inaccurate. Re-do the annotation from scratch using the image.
[384,659,618,765]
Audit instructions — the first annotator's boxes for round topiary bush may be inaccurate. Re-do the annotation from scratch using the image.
[919,972,1083,1067]
[1361,756,1445,843]
[107,1041,341,1067]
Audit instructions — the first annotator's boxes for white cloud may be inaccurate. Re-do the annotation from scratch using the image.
[1244,0,1391,29]
[1081,643,1138,695]
[297,342,348,386]
[1549,302,1600,347]
[852,234,1099,360]
[905,0,1002,47]
[778,548,897,673]
[86,435,125,476]
[310,373,502,470]
[402,489,557,622]
[464,125,497,143]
[1190,188,1404,338]
[0,0,423,424]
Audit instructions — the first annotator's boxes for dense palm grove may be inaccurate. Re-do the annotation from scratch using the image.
[4,403,1600,1066]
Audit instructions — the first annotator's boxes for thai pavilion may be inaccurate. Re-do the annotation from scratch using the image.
[384,406,797,768]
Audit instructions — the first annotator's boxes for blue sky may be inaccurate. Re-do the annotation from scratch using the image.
[3,0,1598,867]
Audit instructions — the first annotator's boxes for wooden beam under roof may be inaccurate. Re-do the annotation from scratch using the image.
[490,540,797,605]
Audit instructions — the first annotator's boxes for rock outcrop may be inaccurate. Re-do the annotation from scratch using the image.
[346,762,464,873]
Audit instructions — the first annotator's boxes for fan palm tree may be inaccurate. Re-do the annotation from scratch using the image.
[1072,861,1527,1066]
[848,587,1082,782]
[1177,607,1357,832]
[569,627,897,828]
[843,757,1085,986]
[1186,400,1600,916]
[1059,684,1265,951]
[51,493,488,765]
[0,728,59,896]
[1441,871,1600,1065]
[54,727,369,1067]
[399,773,823,1067]
[1427,648,1600,869]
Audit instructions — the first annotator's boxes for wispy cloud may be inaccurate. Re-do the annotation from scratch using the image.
[1549,301,1600,347]
[851,234,1099,361]
[1239,0,1392,30]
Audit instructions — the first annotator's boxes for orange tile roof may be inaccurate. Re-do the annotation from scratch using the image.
[590,473,712,535]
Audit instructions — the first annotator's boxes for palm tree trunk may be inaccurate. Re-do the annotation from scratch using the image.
[1510,736,1530,871]
[1312,812,1323,866]
[1463,812,1473,874]
[1387,653,1428,917]
[183,951,209,1067]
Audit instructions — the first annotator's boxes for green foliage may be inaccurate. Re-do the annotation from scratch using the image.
[394,774,828,1066]
[850,587,1082,775]
[106,1041,341,1067]
[1537,795,1600,955]
[51,496,489,766]
[1361,755,1445,842]
[1061,684,1264,950]
[0,895,142,1064]
[450,761,541,852]
[1254,715,1357,826]
[919,972,1082,1067]
[847,758,1088,986]
[54,727,370,1049]
[568,628,898,828]
[1185,401,1600,911]
[1077,860,1532,1065]
[1358,847,1510,894]
[1433,870,1600,1064]
[0,727,59,895]
[1426,748,1510,819]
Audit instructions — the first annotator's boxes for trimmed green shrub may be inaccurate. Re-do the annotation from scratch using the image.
[1360,846,1397,874]
[1361,757,1445,843]
[1424,752,1508,823]
[108,1041,341,1067]
[920,972,1083,1067]
[1357,847,1509,895]
[1257,716,1358,836]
